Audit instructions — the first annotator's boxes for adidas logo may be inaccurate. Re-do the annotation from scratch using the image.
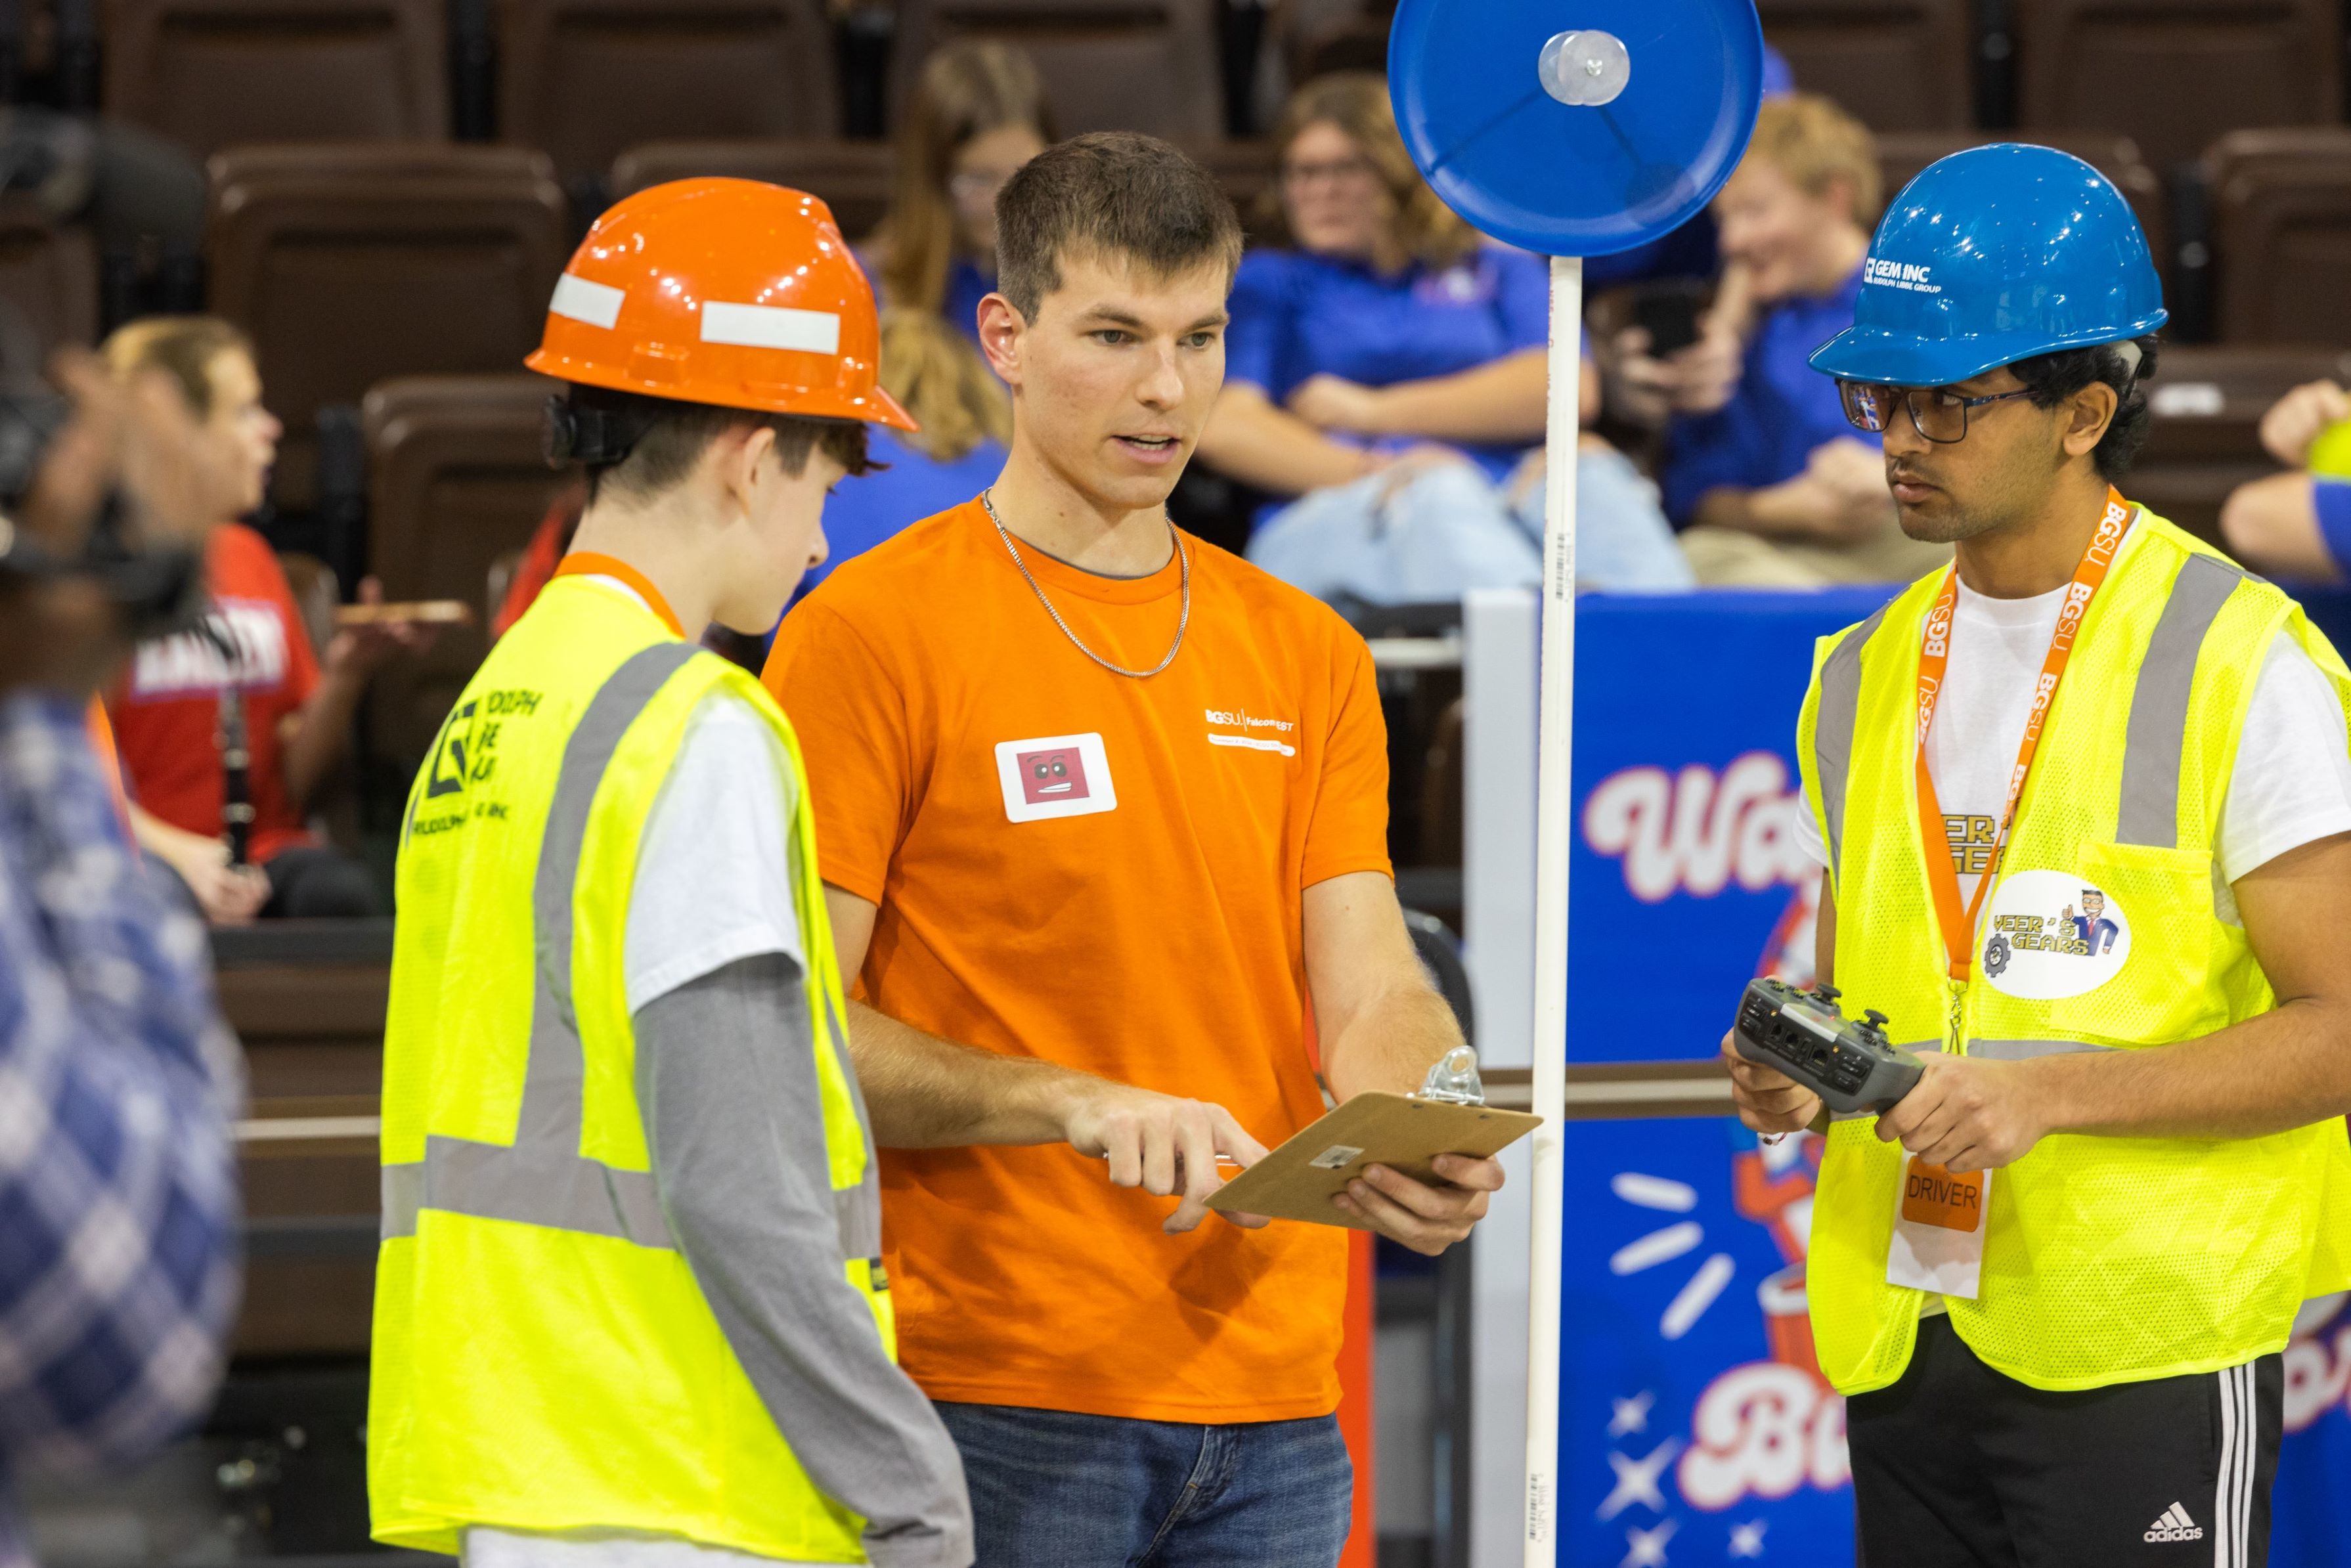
[2144,1503,2205,1543]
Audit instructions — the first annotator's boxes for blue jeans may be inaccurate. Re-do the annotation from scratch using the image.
[933,1402,1353,1568]
[1245,444,1694,603]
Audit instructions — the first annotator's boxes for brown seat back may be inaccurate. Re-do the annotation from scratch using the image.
[1190,138,1275,240]
[2205,129,2351,347]
[1757,0,1973,131]
[2132,345,2351,545]
[496,0,837,189]
[610,139,896,240]
[1873,131,2168,271]
[362,373,569,768]
[207,144,569,512]
[0,199,97,364]
[102,0,447,157]
[2015,0,2341,171]
[892,0,1221,142]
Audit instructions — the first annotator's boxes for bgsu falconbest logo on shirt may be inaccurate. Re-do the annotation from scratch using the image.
[1977,868,2132,1000]
[995,733,1118,823]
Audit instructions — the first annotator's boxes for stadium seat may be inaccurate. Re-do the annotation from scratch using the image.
[1192,138,1276,238]
[2204,129,2351,347]
[496,0,837,197]
[891,0,1222,143]
[1755,0,1974,131]
[1284,6,1390,85]
[2013,0,2341,171]
[101,0,447,157]
[216,927,391,1357]
[610,140,896,240]
[0,200,97,364]
[2132,345,2351,545]
[1874,131,2168,274]
[361,373,569,768]
[206,145,568,513]
[1419,692,1463,870]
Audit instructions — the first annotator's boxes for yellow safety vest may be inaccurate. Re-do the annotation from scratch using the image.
[1796,508,2351,1397]
[368,576,887,1561]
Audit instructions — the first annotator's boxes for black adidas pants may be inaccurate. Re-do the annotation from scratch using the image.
[1849,1315,2283,1568]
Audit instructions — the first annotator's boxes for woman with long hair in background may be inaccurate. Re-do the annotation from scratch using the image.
[1197,71,1690,601]
[871,39,1056,341]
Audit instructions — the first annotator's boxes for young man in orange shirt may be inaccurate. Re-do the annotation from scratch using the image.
[763,132,1501,1565]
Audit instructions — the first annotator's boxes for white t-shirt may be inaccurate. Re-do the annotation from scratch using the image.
[465,1527,817,1568]
[625,689,807,1013]
[1791,531,2351,925]
[562,575,806,1016]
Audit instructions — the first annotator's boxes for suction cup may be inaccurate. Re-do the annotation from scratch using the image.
[1388,0,1765,257]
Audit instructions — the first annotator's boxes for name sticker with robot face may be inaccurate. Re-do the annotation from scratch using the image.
[1977,869,2130,1001]
[995,733,1118,823]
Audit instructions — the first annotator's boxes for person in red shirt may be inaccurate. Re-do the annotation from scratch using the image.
[100,316,439,921]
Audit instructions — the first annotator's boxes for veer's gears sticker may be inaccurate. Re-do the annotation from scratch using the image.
[995,732,1117,823]
[1979,868,2130,1000]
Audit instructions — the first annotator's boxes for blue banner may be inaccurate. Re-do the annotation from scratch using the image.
[1556,588,2351,1567]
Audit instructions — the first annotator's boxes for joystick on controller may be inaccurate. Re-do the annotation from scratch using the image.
[1732,979,1923,1115]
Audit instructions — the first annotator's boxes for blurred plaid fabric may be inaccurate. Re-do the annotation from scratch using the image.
[0,694,242,1565]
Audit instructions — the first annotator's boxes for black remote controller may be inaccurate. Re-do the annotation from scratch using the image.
[1732,980,1924,1115]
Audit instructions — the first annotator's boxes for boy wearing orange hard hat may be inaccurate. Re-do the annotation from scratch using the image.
[367,179,972,1568]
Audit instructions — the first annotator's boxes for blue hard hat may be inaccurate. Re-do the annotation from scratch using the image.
[1809,143,2166,387]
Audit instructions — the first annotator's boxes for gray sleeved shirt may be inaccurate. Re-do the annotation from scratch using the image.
[626,694,971,1568]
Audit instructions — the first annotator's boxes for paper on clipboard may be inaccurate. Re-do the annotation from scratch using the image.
[1205,1092,1543,1230]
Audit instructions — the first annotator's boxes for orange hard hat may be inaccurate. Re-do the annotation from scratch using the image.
[525,177,915,431]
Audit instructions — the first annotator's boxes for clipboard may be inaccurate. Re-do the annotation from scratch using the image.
[334,599,473,627]
[1206,1093,1543,1230]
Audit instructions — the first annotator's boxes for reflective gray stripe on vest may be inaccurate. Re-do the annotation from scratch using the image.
[1966,1037,2118,1061]
[385,643,700,1248]
[1825,1037,2118,1119]
[1814,601,1892,875]
[2116,554,2247,848]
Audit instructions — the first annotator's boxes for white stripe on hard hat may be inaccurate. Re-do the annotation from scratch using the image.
[700,301,841,355]
[549,272,626,330]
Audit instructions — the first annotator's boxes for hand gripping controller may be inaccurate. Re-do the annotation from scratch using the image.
[1732,980,1924,1115]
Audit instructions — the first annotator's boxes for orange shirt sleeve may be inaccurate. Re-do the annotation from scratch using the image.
[761,598,918,907]
[85,698,133,837]
[1301,630,1393,889]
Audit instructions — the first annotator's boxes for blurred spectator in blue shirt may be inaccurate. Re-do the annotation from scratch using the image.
[1580,41,1797,295]
[0,354,244,1565]
[794,307,1010,605]
[868,40,1054,347]
[1623,95,1952,586]
[2221,378,2351,583]
[1196,72,1689,601]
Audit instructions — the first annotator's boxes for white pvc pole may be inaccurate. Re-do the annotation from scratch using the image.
[1522,253,1580,1565]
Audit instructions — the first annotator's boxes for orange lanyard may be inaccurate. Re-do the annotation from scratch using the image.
[554,552,686,638]
[1914,488,2135,981]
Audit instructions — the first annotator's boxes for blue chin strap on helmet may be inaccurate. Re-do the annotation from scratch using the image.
[1809,143,2168,389]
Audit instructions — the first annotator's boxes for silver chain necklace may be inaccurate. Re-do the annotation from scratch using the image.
[981,487,1190,680]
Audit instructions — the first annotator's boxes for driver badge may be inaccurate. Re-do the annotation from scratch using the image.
[1977,869,2130,1001]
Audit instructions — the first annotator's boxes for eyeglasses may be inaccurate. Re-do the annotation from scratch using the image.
[1837,381,2036,444]
[1280,156,1376,190]
[948,168,1021,205]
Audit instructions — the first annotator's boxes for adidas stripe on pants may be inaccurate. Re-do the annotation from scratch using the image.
[1849,1315,2283,1567]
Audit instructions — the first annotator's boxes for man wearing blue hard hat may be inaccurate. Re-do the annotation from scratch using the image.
[1723,144,2351,1565]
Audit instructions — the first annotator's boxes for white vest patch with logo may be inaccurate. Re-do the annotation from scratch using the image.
[1978,867,2131,1001]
